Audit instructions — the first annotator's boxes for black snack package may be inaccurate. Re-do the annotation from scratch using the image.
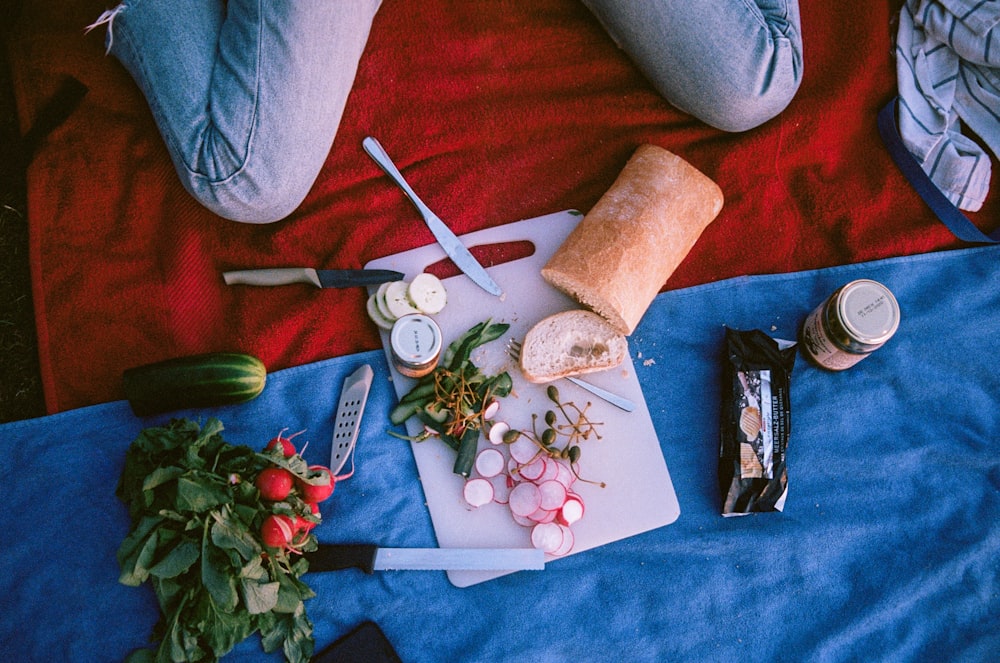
[719,327,796,516]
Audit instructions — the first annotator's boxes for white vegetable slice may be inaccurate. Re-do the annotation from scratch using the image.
[366,293,395,331]
[508,482,541,517]
[518,457,546,482]
[384,280,422,319]
[536,457,560,483]
[537,480,568,511]
[528,507,557,524]
[531,522,564,553]
[474,448,505,478]
[551,524,575,556]
[508,435,538,464]
[558,494,585,525]
[490,474,512,504]
[511,512,535,528]
[552,460,576,489]
[407,272,448,315]
[487,421,510,445]
[463,478,494,508]
[375,281,397,322]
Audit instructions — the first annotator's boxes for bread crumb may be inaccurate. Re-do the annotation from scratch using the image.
[643,358,656,366]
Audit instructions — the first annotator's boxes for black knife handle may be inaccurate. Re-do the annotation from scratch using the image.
[308,544,379,573]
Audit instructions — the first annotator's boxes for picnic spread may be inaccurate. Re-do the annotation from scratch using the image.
[2,1,999,662]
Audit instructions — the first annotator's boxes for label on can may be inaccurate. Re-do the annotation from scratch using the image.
[800,279,900,371]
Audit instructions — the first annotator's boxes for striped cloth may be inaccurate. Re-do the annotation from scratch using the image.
[895,0,1000,212]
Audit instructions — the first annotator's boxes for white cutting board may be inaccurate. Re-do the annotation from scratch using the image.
[365,210,679,587]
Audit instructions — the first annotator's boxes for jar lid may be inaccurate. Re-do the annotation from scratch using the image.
[390,313,442,366]
[836,279,900,345]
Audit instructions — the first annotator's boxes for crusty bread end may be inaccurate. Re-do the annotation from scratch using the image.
[519,310,627,383]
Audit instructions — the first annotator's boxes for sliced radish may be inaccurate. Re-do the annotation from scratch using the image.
[474,448,505,478]
[511,512,535,528]
[552,460,575,489]
[384,280,422,319]
[508,482,541,517]
[482,398,500,420]
[488,421,510,446]
[463,478,494,508]
[490,474,512,504]
[508,435,538,464]
[558,494,585,525]
[536,457,560,483]
[538,480,567,511]
[551,525,575,556]
[366,293,395,331]
[531,522,564,553]
[407,272,447,315]
[518,457,546,482]
[528,507,557,524]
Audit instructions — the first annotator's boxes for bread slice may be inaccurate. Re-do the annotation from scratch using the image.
[541,144,723,335]
[519,310,628,383]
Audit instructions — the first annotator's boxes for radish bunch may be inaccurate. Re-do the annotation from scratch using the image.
[460,386,603,557]
[255,429,351,552]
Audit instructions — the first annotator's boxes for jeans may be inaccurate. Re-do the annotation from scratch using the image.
[92,0,383,224]
[582,0,803,133]
[92,1,801,224]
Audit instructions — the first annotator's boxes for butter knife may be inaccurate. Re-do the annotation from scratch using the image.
[362,136,503,296]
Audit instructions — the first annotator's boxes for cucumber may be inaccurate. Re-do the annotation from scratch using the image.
[366,293,395,331]
[407,273,447,314]
[123,352,267,416]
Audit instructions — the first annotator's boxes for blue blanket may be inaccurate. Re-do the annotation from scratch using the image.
[2,246,998,662]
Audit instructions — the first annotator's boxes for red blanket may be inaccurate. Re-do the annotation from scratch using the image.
[8,0,998,413]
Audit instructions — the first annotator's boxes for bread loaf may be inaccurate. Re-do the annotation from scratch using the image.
[541,144,723,335]
[518,310,627,383]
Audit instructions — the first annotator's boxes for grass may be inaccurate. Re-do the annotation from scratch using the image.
[0,15,47,424]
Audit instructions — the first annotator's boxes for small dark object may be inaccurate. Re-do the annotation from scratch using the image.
[719,327,795,516]
[312,621,402,663]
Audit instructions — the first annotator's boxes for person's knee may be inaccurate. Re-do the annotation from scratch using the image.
[183,163,316,224]
[698,75,802,133]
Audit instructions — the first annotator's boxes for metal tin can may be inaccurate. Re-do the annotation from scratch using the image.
[800,279,900,371]
[390,313,443,378]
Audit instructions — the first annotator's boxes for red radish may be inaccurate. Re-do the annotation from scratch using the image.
[489,474,512,504]
[512,512,535,527]
[518,457,545,482]
[508,436,537,464]
[463,478,494,508]
[552,460,575,489]
[255,467,294,501]
[528,506,557,524]
[482,398,500,420]
[265,428,305,457]
[551,524,575,556]
[558,494,585,526]
[509,482,541,517]
[260,514,295,548]
[293,503,321,533]
[531,522,564,553]
[298,465,335,503]
[537,480,567,511]
[475,448,505,478]
[487,421,510,445]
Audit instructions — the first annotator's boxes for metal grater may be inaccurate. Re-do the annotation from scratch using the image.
[329,364,374,475]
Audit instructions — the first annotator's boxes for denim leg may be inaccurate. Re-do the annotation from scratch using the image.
[581,0,803,132]
[96,0,382,223]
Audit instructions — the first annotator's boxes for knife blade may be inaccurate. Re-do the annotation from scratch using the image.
[308,543,545,573]
[330,364,374,475]
[362,136,503,297]
[223,268,404,289]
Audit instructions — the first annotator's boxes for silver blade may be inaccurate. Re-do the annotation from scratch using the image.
[373,547,545,571]
[330,364,374,475]
[362,136,503,296]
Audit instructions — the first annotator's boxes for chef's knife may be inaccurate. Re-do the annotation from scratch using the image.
[362,136,503,297]
[309,544,545,573]
[330,364,373,475]
[223,268,403,289]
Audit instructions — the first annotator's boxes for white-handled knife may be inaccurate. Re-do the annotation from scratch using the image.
[308,544,545,573]
[363,136,503,297]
